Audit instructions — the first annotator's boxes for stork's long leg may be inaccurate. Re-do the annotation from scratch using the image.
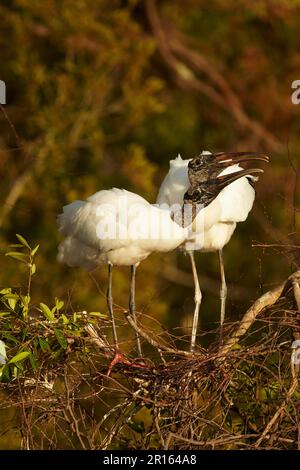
[188,251,202,353]
[107,263,135,375]
[129,264,142,356]
[218,249,227,343]
[107,263,118,346]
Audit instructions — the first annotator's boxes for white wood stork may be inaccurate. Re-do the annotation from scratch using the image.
[57,188,188,368]
[156,151,269,351]
[57,168,264,365]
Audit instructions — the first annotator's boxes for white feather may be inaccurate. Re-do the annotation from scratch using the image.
[156,156,256,252]
[58,188,188,270]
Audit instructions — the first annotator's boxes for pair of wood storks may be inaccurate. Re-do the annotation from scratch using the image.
[57,150,269,365]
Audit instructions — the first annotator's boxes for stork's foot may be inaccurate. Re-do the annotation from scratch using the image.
[107,348,132,376]
[107,348,147,376]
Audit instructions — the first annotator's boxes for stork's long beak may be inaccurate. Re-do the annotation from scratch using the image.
[214,152,269,166]
[214,168,264,189]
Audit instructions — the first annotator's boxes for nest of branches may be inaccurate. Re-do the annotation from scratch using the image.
[1,270,300,450]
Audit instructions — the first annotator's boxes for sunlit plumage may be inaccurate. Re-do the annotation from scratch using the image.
[57,187,188,365]
[57,164,265,361]
[157,151,268,350]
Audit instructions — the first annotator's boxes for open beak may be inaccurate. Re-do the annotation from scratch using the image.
[214,168,264,189]
[214,152,269,166]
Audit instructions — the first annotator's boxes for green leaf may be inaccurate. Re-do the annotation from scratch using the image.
[21,295,30,307]
[31,245,39,256]
[2,332,19,345]
[14,362,24,371]
[29,353,37,371]
[60,314,69,324]
[89,312,107,318]
[38,337,50,352]
[3,293,19,300]
[55,298,64,311]
[9,351,30,364]
[127,419,145,434]
[54,329,68,349]
[8,299,17,310]
[30,263,36,275]
[0,311,11,317]
[2,294,19,311]
[5,252,28,263]
[40,303,55,321]
[16,234,31,249]
[0,364,10,381]
[0,288,11,295]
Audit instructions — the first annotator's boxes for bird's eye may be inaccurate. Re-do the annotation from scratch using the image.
[189,158,201,168]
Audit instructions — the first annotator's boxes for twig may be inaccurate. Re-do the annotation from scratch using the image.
[84,323,112,355]
[252,243,300,249]
[125,312,194,357]
[154,414,165,448]
[218,270,300,359]
[167,432,257,447]
[254,357,298,447]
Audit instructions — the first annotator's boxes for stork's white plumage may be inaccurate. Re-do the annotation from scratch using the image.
[156,151,265,350]
[157,155,256,251]
[58,188,186,269]
[57,164,264,363]
[58,187,188,365]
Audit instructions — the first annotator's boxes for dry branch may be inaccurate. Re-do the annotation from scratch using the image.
[255,359,298,447]
[218,270,300,359]
[125,311,193,357]
[145,0,282,152]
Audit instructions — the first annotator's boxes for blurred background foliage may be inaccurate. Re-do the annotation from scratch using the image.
[0,0,300,448]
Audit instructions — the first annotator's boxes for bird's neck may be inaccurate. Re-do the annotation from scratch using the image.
[172,203,201,230]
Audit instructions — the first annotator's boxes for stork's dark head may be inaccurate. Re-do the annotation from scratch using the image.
[187,150,269,186]
[187,151,217,186]
[188,151,215,172]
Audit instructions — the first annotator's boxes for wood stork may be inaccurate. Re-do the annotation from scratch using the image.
[57,172,260,365]
[57,188,189,368]
[156,151,269,351]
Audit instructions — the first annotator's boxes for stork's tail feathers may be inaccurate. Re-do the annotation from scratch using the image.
[57,200,85,236]
[57,237,99,271]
